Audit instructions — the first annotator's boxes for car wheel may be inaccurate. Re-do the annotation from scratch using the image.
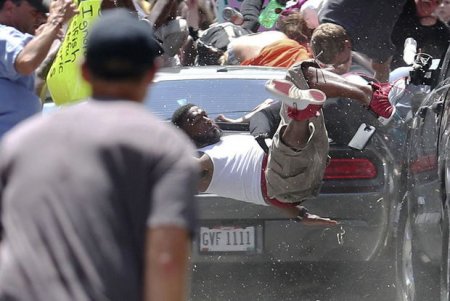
[441,199,450,301]
[396,200,440,301]
[397,201,416,301]
[396,196,442,301]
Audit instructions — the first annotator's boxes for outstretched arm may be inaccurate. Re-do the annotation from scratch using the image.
[215,98,276,124]
[287,62,394,125]
[15,0,78,75]
[280,206,338,226]
[299,64,373,106]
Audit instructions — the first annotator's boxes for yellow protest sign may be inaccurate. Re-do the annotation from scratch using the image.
[47,0,101,105]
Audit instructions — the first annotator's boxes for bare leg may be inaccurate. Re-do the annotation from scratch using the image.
[280,120,310,149]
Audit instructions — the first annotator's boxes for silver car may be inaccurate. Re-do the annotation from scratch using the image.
[144,65,403,266]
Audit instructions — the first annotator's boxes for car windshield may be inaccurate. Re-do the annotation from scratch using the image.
[145,79,276,120]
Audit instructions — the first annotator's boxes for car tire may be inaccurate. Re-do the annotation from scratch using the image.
[441,201,450,301]
[397,200,417,301]
[396,199,439,301]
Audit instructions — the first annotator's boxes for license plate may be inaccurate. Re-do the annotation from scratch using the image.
[199,225,256,253]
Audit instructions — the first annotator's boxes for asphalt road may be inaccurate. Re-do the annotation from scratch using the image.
[189,261,398,301]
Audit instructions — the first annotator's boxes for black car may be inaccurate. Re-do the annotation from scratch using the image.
[396,46,450,301]
[145,65,405,268]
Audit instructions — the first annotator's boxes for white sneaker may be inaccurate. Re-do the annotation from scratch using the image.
[265,79,326,110]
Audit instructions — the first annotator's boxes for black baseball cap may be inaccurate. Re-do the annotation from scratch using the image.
[26,0,49,13]
[85,9,163,80]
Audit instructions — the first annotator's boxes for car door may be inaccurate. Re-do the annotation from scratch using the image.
[407,79,450,262]
[436,75,450,301]
[401,56,450,300]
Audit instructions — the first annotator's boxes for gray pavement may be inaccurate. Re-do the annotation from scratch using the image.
[189,262,398,301]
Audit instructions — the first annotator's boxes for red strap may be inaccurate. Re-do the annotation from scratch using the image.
[260,154,301,208]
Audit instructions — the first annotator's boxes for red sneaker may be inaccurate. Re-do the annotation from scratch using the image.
[369,82,396,125]
[265,79,326,121]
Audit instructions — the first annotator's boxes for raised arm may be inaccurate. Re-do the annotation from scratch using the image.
[15,0,78,75]
[144,0,178,29]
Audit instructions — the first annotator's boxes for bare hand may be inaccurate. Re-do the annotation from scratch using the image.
[49,0,79,25]
[300,212,338,226]
[34,23,46,35]
[215,114,239,123]
[252,98,274,111]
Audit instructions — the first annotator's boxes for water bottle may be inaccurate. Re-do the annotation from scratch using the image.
[403,37,417,65]
[258,0,285,29]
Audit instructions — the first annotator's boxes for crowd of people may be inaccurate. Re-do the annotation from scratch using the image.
[163,0,450,81]
[0,0,449,300]
[0,0,448,138]
[0,0,448,137]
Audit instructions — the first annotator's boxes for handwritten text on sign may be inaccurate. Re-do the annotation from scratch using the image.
[47,0,101,105]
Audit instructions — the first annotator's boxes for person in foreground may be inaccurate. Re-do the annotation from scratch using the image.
[0,9,199,301]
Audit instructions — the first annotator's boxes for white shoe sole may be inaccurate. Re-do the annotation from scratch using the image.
[265,79,326,110]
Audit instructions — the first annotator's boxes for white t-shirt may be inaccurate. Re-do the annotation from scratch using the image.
[198,135,267,206]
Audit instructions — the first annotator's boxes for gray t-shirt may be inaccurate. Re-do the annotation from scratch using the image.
[0,100,198,301]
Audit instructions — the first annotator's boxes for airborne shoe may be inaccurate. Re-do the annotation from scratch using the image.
[265,79,326,120]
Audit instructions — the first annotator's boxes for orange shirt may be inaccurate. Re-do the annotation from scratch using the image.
[241,39,312,68]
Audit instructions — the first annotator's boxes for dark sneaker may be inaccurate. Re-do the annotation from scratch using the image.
[222,7,244,25]
[368,82,396,125]
[265,79,326,120]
